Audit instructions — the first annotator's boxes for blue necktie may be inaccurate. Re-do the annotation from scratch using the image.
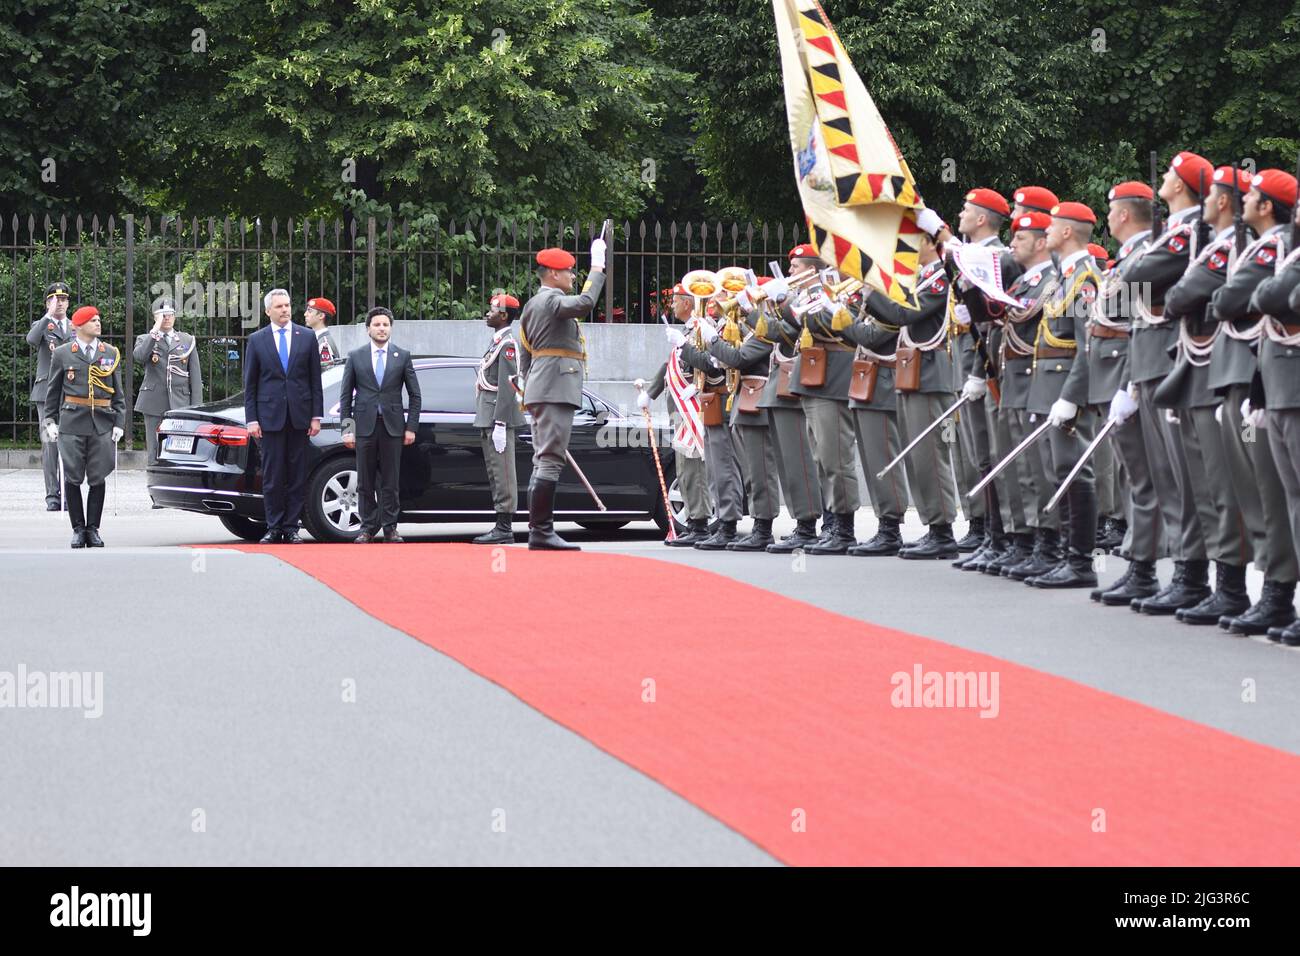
[277,326,289,372]
[375,348,386,384]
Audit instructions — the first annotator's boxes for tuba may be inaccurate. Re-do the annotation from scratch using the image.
[681,269,720,391]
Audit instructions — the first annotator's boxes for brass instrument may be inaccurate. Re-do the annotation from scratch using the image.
[715,267,748,405]
[680,269,720,391]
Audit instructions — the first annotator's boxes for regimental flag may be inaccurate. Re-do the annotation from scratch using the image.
[773,0,924,307]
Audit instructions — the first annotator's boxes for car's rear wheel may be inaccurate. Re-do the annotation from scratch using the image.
[218,513,267,542]
[576,519,631,531]
[303,456,363,543]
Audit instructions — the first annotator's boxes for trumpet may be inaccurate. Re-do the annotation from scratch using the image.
[825,275,864,301]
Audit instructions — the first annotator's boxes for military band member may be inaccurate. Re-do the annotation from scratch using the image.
[26,280,74,510]
[134,299,203,467]
[700,280,781,550]
[42,306,125,548]
[1120,151,1213,613]
[1209,168,1300,635]
[788,248,862,554]
[517,240,606,550]
[305,297,341,363]
[472,292,524,545]
[1252,199,1300,644]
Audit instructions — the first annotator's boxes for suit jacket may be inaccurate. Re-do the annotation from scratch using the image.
[338,342,421,438]
[27,313,75,402]
[134,330,203,415]
[518,272,606,407]
[242,321,324,431]
[44,339,126,435]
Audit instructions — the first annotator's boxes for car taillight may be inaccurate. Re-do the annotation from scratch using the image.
[195,423,250,446]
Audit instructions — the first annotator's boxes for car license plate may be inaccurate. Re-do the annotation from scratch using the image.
[164,435,195,454]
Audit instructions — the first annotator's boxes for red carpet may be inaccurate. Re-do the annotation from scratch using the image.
[225,541,1300,865]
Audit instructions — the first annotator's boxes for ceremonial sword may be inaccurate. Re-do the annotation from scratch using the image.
[967,417,1055,499]
[1044,417,1118,513]
[876,394,971,479]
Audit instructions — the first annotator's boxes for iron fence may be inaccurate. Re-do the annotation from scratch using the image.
[1,213,806,442]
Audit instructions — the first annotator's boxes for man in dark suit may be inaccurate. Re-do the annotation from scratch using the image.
[243,288,324,543]
[339,307,421,543]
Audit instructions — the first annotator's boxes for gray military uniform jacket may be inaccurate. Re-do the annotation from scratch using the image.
[518,272,606,408]
[1027,249,1096,415]
[473,324,524,428]
[950,235,1014,387]
[788,301,855,401]
[706,321,775,427]
[953,240,1023,394]
[1160,228,1234,408]
[1252,245,1300,409]
[1085,230,1148,405]
[1208,223,1285,393]
[1125,205,1200,385]
[26,313,75,402]
[840,312,899,412]
[316,329,341,365]
[859,259,952,395]
[992,260,1058,410]
[757,316,803,411]
[133,330,203,415]
[43,339,127,434]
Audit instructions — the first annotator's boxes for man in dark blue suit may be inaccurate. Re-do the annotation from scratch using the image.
[244,288,324,543]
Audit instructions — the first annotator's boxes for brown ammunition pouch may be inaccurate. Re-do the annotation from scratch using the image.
[848,356,892,404]
[776,361,796,399]
[699,389,724,426]
[894,347,920,393]
[799,347,827,387]
[736,376,766,414]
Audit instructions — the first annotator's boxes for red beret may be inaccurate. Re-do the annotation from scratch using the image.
[1250,169,1298,209]
[1171,151,1214,195]
[1087,243,1109,260]
[1012,186,1059,212]
[490,293,520,310]
[788,243,818,260]
[1211,166,1252,193]
[536,248,576,270]
[1051,202,1097,224]
[1108,181,1153,202]
[71,305,99,327]
[964,188,1010,217]
[1011,211,1051,233]
[671,283,688,296]
[306,296,335,316]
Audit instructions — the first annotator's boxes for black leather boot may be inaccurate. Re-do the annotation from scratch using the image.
[83,482,106,547]
[1177,562,1250,625]
[1138,558,1210,615]
[695,518,738,550]
[767,517,819,553]
[1098,560,1159,606]
[727,518,775,551]
[807,512,854,555]
[1091,562,1129,602]
[1133,561,1183,612]
[1222,579,1296,635]
[955,530,1000,570]
[66,480,86,549]
[899,522,958,560]
[1006,528,1060,580]
[897,529,933,557]
[527,477,580,551]
[983,532,1030,575]
[955,517,985,553]
[666,518,709,547]
[850,516,902,556]
[1277,618,1300,647]
[1028,547,1099,588]
[473,512,515,545]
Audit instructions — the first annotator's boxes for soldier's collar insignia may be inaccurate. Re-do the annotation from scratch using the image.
[70,344,79,352]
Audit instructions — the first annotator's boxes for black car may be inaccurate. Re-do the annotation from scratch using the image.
[147,357,685,542]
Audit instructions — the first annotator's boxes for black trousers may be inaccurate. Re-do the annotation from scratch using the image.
[260,427,309,533]
[357,425,403,533]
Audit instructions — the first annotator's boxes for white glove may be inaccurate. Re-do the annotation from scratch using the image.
[44,422,58,442]
[737,289,755,313]
[492,422,506,454]
[960,376,987,402]
[700,321,718,344]
[1108,387,1138,424]
[1165,408,1179,424]
[1214,404,1223,424]
[916,207,946,238]
[665,327,686,348]
[707,355,721,369]
[1048,398,1078,428]
[590,237,606,269]
[764,277,790,302]
[1242,398,1267,430]
[953,304,971,326]
[111,426,124,442]
[636,390,650,410]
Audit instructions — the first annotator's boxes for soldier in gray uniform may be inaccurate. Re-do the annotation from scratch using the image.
[788,248,861,554]
[702,286,780,550]
[134,300,203,467]
[517,241,606,550]
[1153,186,1246,620]
[1252,192,1300,644]
[304,297,341,364]
[1088,182,1154,604]
[1120,151,1214,613]
[26,280,74,510]
[645,286,712,546]
[472,292,524,544]
[1210,168,1300,635]
[42,305,125,548]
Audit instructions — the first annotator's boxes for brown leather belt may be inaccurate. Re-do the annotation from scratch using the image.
[1034,345,1075,360]
[873,356,897,368]
[1283,323,1300,336]
[1188,333,1215,347]
[531,348,585,360]
[1090,325,1130,340]
[813,341,855,352]
[65,395,111,408]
